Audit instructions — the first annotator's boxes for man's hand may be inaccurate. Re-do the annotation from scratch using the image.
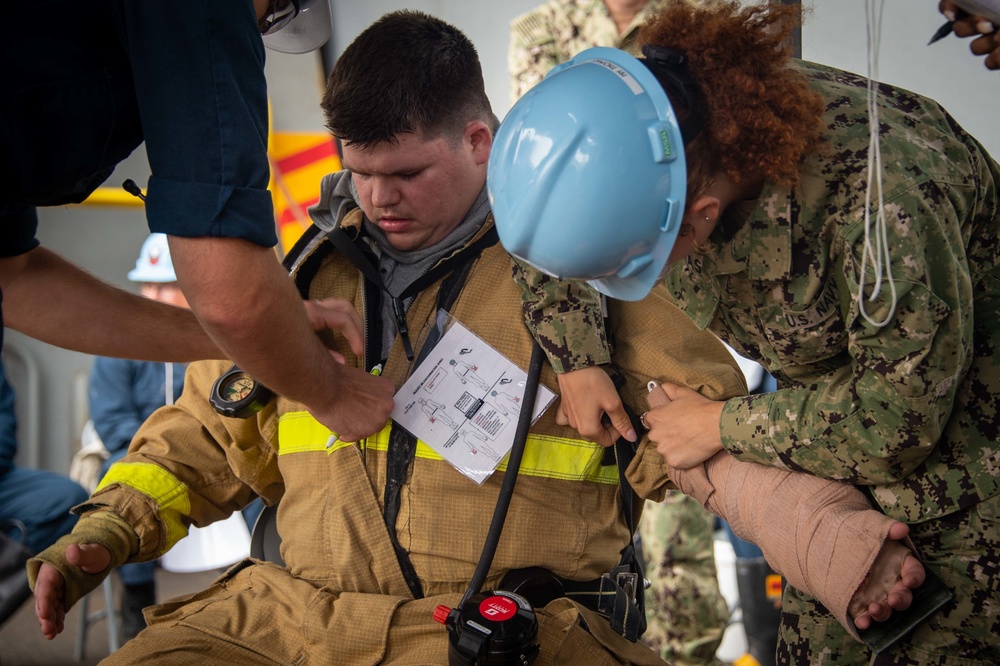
[554,367,636,447]
[34,543,111,640]
[303,297,394,441]
[302,298,365,364]
[312,365,395,442]
[941,1,1000,69]
[644,381,724,468]
[849,522,927,630]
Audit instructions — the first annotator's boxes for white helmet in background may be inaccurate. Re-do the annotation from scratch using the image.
[261,0,333,54]
[128,233,176,283]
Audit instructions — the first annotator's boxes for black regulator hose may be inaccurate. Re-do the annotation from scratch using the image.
[437,342,546,665]
[458,341,546,609]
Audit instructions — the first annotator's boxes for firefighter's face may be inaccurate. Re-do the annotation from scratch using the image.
[342,122,492,252]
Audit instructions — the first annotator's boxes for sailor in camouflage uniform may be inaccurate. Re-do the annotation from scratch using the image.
[497,2,1000,664]
[509,2,731,663]
[671,63,1000,664]
[508,0,667,103]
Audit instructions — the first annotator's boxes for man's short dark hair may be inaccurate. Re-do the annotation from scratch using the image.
[322,10,493,148]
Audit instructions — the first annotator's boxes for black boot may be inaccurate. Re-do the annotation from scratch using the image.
[120,581,156,640]
[734,557,783,666]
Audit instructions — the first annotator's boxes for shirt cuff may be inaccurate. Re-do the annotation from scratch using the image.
[533,306,612,374]
[146,176,277,247]
[0,206,41,258]
[719,392,785,467]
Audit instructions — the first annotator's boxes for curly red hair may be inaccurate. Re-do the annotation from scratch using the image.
[639,1,825,201]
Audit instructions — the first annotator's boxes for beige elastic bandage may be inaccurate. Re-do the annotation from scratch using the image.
[670,453,907,641]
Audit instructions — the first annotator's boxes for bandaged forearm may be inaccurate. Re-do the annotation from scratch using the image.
[670,452,895,640]
[26,509,139,610]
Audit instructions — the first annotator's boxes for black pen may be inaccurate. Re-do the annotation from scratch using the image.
[928,20,955,44]
[929,8,972,45]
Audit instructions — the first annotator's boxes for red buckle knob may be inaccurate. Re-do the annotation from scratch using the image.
[432,605,452,625]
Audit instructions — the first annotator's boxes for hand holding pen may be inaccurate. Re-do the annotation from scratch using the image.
[932,1,1000,70]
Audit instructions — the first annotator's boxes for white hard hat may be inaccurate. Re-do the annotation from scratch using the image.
[261,0,333,54]
[128,234,176,283]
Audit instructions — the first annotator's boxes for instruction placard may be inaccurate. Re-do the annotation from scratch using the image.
[392,318,556,483]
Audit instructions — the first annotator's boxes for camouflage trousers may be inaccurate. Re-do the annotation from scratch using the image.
[778,491,1000,665]
[639,489,729,665]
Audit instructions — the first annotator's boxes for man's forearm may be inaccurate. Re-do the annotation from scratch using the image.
[0,247,221,361]
[170,236,395,440]
[169,237,344,408]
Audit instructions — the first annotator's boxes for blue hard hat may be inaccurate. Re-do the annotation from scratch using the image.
[127,233,176,283]
[488,47,686,301]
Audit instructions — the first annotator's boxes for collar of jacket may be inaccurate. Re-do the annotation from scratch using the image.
[337,208,500,276]
[667,179,795,329]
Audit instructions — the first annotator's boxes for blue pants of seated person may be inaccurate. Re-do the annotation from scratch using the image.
[0,466,89,553]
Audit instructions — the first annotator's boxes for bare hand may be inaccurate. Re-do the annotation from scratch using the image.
[303,298,365,363]
[34,543,111,640]
[849,522,927,630]
[300,297,394,440]
[555,368,636,447]
[315,364,395,442]
[941,0,1000,69]
[644,381,724,469]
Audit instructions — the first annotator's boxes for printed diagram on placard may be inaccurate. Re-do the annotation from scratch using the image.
[392,319,556,484]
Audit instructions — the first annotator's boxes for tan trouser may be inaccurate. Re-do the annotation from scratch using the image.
[103,559,668,666]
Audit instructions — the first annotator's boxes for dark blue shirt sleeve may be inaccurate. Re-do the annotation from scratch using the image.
[0,207,41,259]
[123,0,277,247]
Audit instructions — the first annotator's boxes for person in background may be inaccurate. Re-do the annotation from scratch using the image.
[89,234,265,639]
[1,0,394,444]
[509,0,667,103]
[0,360,88,626]
[510,2,729,662]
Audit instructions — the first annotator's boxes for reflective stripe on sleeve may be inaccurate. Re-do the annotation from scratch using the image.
[95,462,192,550]
[277,411,618,484]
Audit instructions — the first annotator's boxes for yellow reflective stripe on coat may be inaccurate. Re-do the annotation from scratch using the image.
[277,411,618,484]
[95,462,191,550]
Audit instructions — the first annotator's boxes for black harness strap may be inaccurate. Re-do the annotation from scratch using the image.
[325,226,500,362]
[325,226,415,360]
[381,240,496,600]
[283,223,329,298]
